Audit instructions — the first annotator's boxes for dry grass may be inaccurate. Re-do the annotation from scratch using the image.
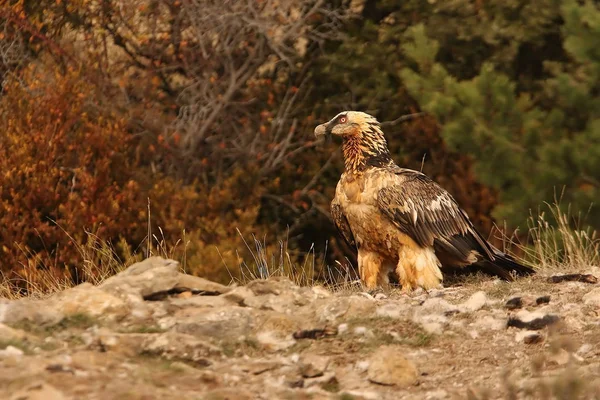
[0,231,136,299]
[222,229,360,291]
[523,203,599,273]
[1,201,597,299]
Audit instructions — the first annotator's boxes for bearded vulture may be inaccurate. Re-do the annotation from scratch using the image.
[314,111,534,290]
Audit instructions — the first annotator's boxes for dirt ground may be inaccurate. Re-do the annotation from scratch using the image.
[1,258,600,399]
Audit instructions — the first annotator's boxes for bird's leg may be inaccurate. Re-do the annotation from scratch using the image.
[357,250,382,290]
[396,246,443,292]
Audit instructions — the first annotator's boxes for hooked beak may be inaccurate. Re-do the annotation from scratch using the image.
[314,123,328,138]
[314,122,333,143]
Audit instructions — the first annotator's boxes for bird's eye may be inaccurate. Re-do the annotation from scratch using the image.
[339,116,347,123]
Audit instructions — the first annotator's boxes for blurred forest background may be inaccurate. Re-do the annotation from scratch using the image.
[1,0,599,293]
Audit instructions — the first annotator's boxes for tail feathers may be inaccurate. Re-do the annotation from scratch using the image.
[477,250,535,281]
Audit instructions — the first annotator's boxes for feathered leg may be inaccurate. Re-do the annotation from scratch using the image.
[397,246,443,291]
[357,250,383,289]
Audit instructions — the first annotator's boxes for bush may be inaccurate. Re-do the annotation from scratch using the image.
[0,66,149,291]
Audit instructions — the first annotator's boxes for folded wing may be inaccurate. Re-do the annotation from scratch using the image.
[376,168,511,269]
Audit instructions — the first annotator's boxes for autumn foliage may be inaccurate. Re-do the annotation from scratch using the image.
[1,0,598,294]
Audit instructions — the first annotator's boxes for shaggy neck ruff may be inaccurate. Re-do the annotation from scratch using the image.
[341,123,393,173]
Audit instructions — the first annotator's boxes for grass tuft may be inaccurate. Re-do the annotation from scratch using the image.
[523,203,599,273]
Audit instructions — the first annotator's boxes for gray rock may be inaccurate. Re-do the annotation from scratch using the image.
[168,295,232,309]
[547,348,570,366]
[246,277,298,296]
[303,371,338,389]
[176,273,230,294]
[515,330,544,344]
[425,389,449,399]
[412,297,457,334]
[9,382,66,400]
[142,331,221,364]
[458,291,487,313]
[299,354,331,378]
[173,306,255,340]
[419,297,458,315]
[367,346,418,387]
[470,314,506,331]
[582,288,600,306]
[316,296,376,323]
[240,359,284,375]
[0,323,30,341]
[0,298,63,325]
[99,257,180,299]
[375,301,411,319]
[52,283,129,319]
[256,331,296,352]
[221,286,255,305]
[0,345,24,358]
[243,293,296,313]
[310,285,332,299]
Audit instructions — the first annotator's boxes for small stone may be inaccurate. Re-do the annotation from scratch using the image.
[354,326,370,336]
[9,382,66,400]
[316,296,376,323]
[0,345,24,358]
[53,283,129,319]
[222,286,255,305]
[524,333,544,345]
[356,360,370,372]
[256,331,295,352]
[243,293,294,313]
[412,297,455,334]
[142,331,221,363]
[367,345,418,387]
[299,354,330,378]
[337,323,349,334]
[175,274,230,294]
[577,344,593,357]
[548,348,570,366]
[311,286,332,298]
[425,389,449,399]
[419,297,458,315]
[0,298,63,325]
[420,320,445,335]
[459,291,487,313]
[515,330,543,344]
[245,278,297,296]
[169,295,232,309]
[241,360,282,375]
[0,323,29,341]
[173,306,254,340]
[284,374,304,389]
[99,257,180,299]
[376,302,411,319]
[583,288,600,306]
[304,372,338,390]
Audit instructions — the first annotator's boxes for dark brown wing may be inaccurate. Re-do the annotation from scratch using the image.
[376,168,495,263]
[331,201,355,248]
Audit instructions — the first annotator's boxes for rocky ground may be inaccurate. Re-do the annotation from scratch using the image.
[1,258,600,399]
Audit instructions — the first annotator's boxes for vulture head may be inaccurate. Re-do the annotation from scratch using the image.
[314,111,380,139]
[314,111,392,172]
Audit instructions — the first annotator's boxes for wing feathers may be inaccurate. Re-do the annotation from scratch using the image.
[331,202,355,247]
[377,168,495,263]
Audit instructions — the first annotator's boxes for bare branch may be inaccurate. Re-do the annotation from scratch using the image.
[380,112,428,127]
